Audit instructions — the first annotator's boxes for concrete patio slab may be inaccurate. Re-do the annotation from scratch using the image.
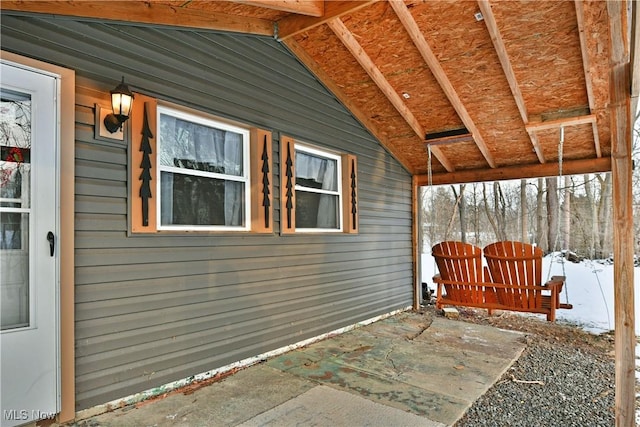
[65,311,525,427]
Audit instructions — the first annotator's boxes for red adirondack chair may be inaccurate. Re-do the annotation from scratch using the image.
[483,241,572,322]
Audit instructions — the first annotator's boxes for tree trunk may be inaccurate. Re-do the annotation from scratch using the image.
[597,173,612,258]
[520,179,528,243]
[458,184,466,243]
[561,176,571,250]
[482,183,500,241]
[445,186,460,241]
[536,178,547,251]
[583,174,598,258]
[493,182,507,241]
[546,177,559,252]
[472,183,480,245]
[449,185,466,242]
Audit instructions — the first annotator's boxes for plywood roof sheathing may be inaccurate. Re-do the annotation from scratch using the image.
[326,16,454,172]
[389,0,496,169]
[478,0,546,164]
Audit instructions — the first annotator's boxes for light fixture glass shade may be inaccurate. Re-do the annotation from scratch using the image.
[104,76,134,133]
[110,77,134,120]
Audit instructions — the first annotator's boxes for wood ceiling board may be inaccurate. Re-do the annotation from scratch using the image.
[283,39,417,172]
[407,0,534,168]
[294,24,432,171]
[341,2,463,134]
[491,1,588,116]
[436,141,490,172]
[534,125,598,163]
[387,135,432,173]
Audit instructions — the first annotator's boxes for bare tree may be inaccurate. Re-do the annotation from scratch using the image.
[583,174,598,258]
[451,184,467,243]
[520,179,528,243]
[535,178,548,251]
[596,173,612,258]
[561,176,572,250]
[546,177,559,252]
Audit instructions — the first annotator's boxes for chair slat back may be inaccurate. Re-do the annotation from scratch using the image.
[432,241,483,305]
[483,241,543,309]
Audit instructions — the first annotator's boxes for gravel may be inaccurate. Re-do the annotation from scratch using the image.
[449,309,617,427]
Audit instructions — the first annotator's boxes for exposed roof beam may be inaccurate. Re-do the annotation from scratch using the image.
[525,114,596,133]
[478,1,528,124]
[478,0,546,163]
[283,39,416,173]
[416,157,611,186]
[0,1,274,36]
[326,17,454,172]
[230,0,324,17]
[574,0,602,157]
[277,0,377,41]
[390,0,496,169]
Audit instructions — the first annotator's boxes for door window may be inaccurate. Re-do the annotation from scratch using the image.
[1,88,31,330]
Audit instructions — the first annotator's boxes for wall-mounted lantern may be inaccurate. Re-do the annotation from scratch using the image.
[103,76,134,133]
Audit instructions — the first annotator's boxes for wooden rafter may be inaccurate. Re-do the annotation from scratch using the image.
[525,114,596,133]
[478,0,546,164]
[416,156,611,186]
[326,17,455,172]
[284,38,416,172]
[0,1,274,36]
[478,1,528,124]
[574,0,602,157]
[389,0,496,169]
[277,0,377,41]
[230,0,324,17]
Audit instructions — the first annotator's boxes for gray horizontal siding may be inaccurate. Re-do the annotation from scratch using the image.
[1,13,414,411]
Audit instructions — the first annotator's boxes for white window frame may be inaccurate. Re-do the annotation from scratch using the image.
[294,143,343,233]
[156,104,251,231]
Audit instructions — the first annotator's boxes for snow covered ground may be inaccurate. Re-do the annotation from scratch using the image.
[422,251,640,420]
[421,252,640,334]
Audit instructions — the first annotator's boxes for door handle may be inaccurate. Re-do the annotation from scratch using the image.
[47,231,55,257]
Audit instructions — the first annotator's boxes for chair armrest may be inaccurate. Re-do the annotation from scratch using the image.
[544,276,565,292]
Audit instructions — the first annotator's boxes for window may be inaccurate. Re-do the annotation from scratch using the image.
[280,135,358,234]
[156,105,250,231]
[294,145,342,231]
[129,96,273,234]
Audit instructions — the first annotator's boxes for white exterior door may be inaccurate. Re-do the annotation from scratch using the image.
[1,61,59,426]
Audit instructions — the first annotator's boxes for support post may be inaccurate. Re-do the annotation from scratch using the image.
[607,1,636,426]
[412,176,421,310]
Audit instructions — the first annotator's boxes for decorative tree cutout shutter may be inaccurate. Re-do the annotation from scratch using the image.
[130,94,157,233]
[342,154,358,234]
[250,128,273,233]
[279,135,296,234]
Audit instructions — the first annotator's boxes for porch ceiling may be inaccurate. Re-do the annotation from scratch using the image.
[2,0,631,185]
